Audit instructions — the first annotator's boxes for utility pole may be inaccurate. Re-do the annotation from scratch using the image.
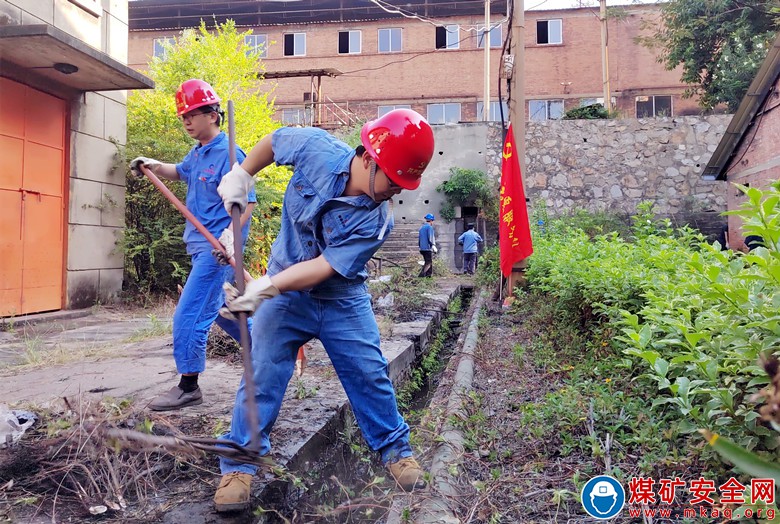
[508,0,525,175]
[483,0,491,121]
[600,0,612,112]
[504,0,526,297]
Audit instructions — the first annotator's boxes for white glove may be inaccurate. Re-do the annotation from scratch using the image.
[431,244,438,254]
[218,162,255,214]
[219,275,280,320]
[129,156,162,178]
[212,228,234,265]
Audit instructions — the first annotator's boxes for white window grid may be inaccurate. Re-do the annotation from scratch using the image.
[244,34,268,58]
[379,28,402,53]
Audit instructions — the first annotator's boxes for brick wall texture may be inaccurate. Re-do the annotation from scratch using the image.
[128,4,708,123]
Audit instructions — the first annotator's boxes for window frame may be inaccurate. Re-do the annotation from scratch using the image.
[529,99,564,121]
[436,24,460,50]
[427,102,461,125]
[281,107,312,125]
[635,95,673,118]
[244,34,268,58]
[476,100,509,122]
[536,19,563,45]
[338,29,362,54]
[378,27,402,53]
[477,24,502,48]
[153,37,175,59]
[378,104,412,117]
[283,32,306,57]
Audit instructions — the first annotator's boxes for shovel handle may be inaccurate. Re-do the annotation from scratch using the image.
[139,165,252,284]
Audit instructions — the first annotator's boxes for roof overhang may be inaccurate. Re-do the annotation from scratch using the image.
[261,68,342,80]
[703,32,780,181]
[0,24,154,97]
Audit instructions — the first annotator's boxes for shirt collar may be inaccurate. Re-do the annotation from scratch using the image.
[195,131,226,155]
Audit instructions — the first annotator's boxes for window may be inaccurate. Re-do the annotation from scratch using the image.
[477,25,502,48]
[378,104,411,117]
[281,108,311,125]
[379,28,402,53]
[153,37,175,59]
[427,103,461,124]
[245,34,268,58]
[476,100,509,121]
[537,20,562,45]
[436,25,459,50]
[338,30,361,54]
[636,95,673,118]
[283,33,306,56]
[529,99,564,121]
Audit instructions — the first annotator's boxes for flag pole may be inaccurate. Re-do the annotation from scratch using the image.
[502,0,525,301]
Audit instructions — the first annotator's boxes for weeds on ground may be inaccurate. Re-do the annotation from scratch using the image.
[0,398,214,523]
[368,257,438,322]
[126,313,172,342]
[395,296,461,408]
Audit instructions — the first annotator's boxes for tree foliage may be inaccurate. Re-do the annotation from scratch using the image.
[639,0,779,111]
[436,168,497,222]
[123,20,288,293]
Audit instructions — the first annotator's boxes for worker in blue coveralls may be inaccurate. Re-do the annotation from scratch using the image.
[418,213,437,277]
[458,223,484,275]
[129,79,256,411]
[210,108,435,512]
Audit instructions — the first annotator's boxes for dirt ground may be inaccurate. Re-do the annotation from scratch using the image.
[0,278,467,523]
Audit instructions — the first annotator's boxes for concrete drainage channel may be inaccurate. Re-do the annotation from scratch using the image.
[160,280,478,524]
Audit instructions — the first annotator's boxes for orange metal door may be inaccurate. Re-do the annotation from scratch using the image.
[0,78,66,316]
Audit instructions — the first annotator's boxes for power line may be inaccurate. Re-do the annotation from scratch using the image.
[367,0,509,32]
[339,28,502,76]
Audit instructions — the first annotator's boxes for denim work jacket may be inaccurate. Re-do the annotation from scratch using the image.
[268,127,392,298]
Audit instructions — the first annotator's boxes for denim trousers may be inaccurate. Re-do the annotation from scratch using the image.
[463,252,478,274]
[173,251,251,374]
[219,290,412,475]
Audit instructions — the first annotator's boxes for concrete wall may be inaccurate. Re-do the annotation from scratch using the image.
[128,4,704,123]
[2,0,130,308]
[723,79,780,251]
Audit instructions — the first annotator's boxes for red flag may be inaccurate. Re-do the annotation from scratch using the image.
[499,123,533,277]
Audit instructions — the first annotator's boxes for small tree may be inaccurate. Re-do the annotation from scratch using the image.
[123,20,288,293]
[436,168,497,223]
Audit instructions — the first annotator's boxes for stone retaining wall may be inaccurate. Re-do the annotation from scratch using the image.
[483,115,732,218]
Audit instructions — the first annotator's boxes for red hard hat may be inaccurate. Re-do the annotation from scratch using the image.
[360,109,434,190]
[175,79,220,116]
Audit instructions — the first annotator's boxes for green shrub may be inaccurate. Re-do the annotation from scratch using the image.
[525,187,780,457]
[563,104,610,120]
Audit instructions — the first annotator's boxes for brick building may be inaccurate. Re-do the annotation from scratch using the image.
[704,32,780,251]
[0,0,153,317]
[127,0,701,126]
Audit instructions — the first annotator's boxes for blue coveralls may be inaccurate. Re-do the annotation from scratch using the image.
[458,229,483,275]
[219,127,413,475]
[418,222,435,277]
[173,131,257,375]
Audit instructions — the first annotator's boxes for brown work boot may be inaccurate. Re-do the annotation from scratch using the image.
[214,472,252,512]
[147,386,203,411]
[387,457,427,492]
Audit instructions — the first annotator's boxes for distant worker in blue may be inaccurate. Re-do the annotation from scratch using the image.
[129,79,256,411]
[458,223,483,275]
[418,213,437,277]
